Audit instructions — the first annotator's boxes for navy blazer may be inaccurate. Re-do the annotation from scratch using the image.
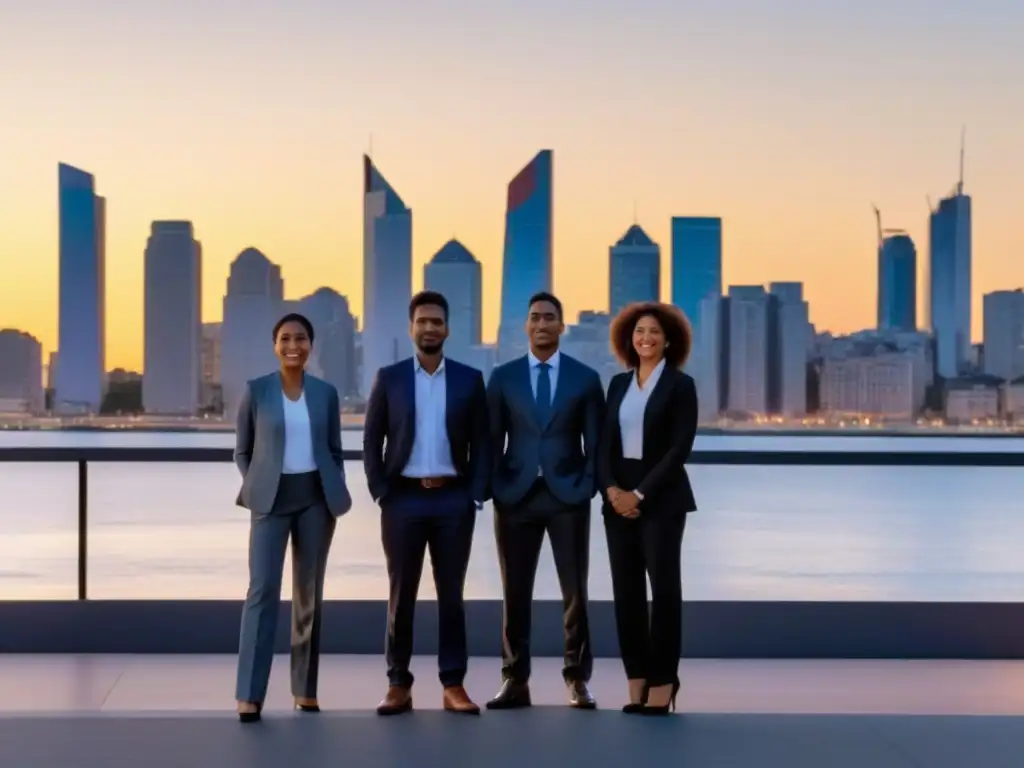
[486,352,605,508]
[362,356,490,504]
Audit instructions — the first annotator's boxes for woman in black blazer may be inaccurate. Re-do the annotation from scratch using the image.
[597,301,698,716]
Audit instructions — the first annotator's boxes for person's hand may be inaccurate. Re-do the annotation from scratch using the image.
[611,488,640,518]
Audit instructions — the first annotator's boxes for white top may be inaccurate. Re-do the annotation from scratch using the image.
[281,392,317,474]
[402,358,457,478]
[618,359,666,460]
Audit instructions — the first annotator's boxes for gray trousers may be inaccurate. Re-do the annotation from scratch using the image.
[235,471,337,703]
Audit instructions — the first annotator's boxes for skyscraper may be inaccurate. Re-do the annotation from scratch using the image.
[670,216,722,340]
[296,288,358,399]
[608,224,660,315]
[982,289,1024,382]
[877,233,917,332]
[220,248,284,417]
[55,163,106,413]
[726,285,770,415]
[497,149,553,361]
[769,282,809,417]
[927,139,972,378]
[362,155,412,396]
[143,221,202,415]
[424,239,482,364]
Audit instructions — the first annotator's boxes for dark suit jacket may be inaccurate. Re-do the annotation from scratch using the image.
[597,366,698,514]
[362,356,490,504]
[234,372,353,517]
[486,352,605,508]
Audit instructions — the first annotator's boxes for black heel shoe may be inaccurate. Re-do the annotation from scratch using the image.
[622,682,650,714]
[639,679,679,716]
[238,701,263,723]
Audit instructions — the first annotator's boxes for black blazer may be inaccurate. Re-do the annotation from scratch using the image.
[363,356,490,504]
[597,366,698,514]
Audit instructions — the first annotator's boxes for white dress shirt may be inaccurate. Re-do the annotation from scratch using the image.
[618,359,665,460]
[402,358,457,478]
[281,392,317,474]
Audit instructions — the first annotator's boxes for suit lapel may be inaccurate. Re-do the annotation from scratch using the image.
[641,367,674,450]
[515,356,539,429]
[264,375,286,469]
[444,359,457,443]
[304,375,321,444]
[402,357,417,422]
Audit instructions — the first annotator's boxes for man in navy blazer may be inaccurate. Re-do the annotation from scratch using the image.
[363,291,490,716]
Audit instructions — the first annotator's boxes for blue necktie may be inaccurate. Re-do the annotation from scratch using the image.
[535,362,552,424]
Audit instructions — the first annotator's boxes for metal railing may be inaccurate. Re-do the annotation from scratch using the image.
[3,444,1024,602]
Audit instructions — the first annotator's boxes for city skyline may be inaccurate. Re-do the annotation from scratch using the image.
[2,1,1023,370]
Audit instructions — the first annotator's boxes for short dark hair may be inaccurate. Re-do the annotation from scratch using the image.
[609,302,693,369]
[409,291,449,322]
[527,291,563,320]
[273,312,315,343]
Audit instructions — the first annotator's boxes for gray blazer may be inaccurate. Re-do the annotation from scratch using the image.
[486,352,605,508]
[234,372,353,517]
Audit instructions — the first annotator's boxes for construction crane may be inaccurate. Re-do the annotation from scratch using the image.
[873,204,907,246]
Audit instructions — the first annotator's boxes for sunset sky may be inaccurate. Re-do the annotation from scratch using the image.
[1,0,1022,371]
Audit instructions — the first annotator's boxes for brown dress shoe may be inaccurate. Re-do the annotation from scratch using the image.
[443,685,480,715]
[376,685,413,716]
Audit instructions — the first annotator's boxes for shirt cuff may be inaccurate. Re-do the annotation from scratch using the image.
[633,489,645,502]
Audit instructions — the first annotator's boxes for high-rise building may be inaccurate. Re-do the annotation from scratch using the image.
[769,282,809,417]
[424,239,482,365]
[220,248,284,417]
[726,285,770,415]
[497,149,553,362]
[362,155,412,396]
[927,140,972,378]
[200,322,222,412]
[608,224,660,315]
[695,294,729,421]
[143,221,202,415]
[296,288,358,399]
[876,231,917,332]
[55,163,106,413]
[982,289,1024,382]
[670,216,722,341]
[0,329,44,414]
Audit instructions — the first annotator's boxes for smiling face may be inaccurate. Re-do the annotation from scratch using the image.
[525,299,564,353]
[274,320,312,370]
[632,313,666,364]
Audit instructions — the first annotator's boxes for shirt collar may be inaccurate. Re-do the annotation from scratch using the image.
[414,356,446,376]
[528,349,560,370]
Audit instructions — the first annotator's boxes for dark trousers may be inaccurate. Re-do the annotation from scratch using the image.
[380,481,476,689]
[603,461,687,687]
[494,478,592,684]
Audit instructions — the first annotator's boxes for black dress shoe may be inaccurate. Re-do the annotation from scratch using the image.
[568,680,597,709]
[485,680,532,709]
[238,702,262,723]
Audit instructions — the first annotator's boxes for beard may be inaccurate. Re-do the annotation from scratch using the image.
[416,341,443,356]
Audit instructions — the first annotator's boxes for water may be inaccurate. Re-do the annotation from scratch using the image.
[1,431,1022,602]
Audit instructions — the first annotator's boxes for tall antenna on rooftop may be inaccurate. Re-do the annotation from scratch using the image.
[957,125,965,195]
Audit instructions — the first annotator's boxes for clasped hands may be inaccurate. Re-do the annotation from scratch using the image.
[606,486,640,519]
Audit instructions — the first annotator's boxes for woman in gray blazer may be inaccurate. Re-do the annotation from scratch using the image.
[234,313,353,723]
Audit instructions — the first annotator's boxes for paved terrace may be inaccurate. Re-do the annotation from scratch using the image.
[1,655,1022,767]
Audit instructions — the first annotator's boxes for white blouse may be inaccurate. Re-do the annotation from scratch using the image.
[281,392,317,474]
[617,359,666,460]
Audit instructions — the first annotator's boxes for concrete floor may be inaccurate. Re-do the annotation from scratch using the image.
[1,655,1023,767]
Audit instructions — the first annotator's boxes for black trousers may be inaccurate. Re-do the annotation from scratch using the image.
[603,459,687,687]
[380,481,475,689]
[494,478,592,684]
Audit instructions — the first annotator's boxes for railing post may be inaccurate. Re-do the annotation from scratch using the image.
[77,459,88,600]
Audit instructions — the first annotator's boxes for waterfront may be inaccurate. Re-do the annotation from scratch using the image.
[1,432,1023,602]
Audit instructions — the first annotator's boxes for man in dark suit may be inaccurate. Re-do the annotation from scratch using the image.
[485,291,605,710]
[363,290,490,716]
